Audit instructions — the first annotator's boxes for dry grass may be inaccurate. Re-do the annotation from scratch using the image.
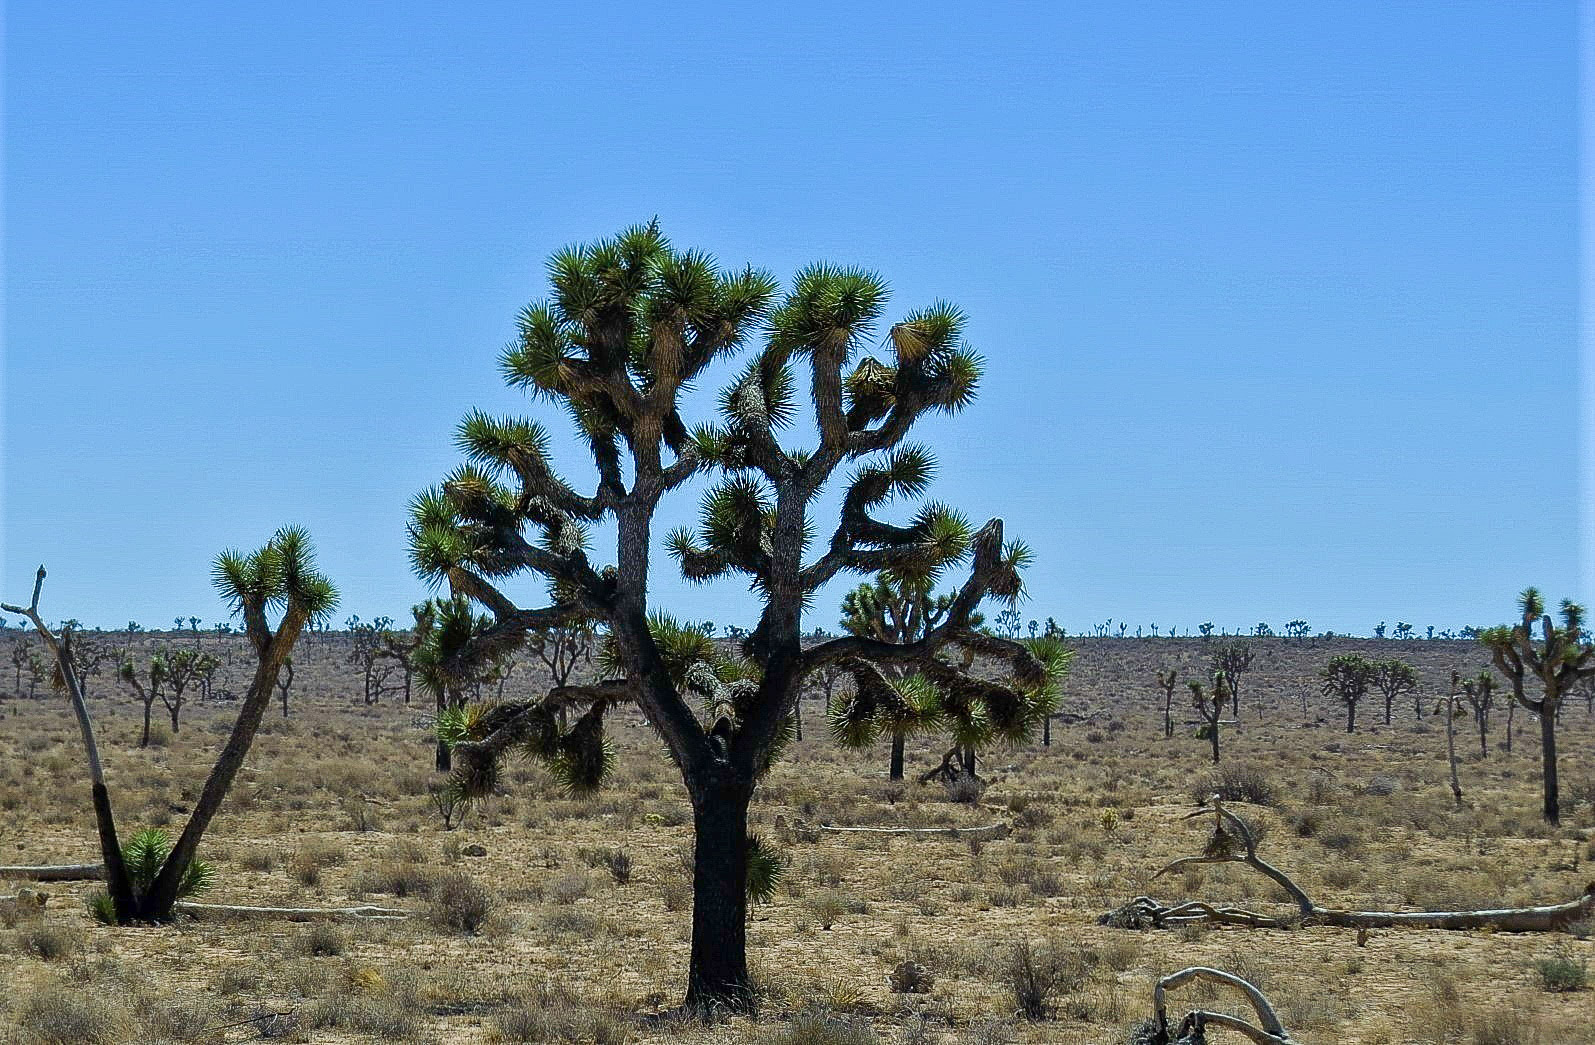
[0,631,1593,1043]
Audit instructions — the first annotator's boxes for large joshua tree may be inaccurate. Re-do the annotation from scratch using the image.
[1480,589,1595,825]
[409,223,1045,1010]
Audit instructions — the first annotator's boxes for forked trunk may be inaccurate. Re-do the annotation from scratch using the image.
[889,730,905,780]
[141,624,298,918]
[684,775,752,1012]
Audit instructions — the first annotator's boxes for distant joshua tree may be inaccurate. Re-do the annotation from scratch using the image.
[1198,622,1214,640]
[1321,653,1374,733]
[1156,667,1179,738]
[1480,589,1595,824]
[1371,658,1418,725]
[1373,622,1387,639]
[1209,640,1253,717]
[1284,619,1310,641]
[1456,670,1494,759]
[1188,675,1229,763]
[276,656,295,718]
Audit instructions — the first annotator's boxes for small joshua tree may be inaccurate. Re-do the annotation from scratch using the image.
[1457,670,1494,758]
[1156,667,1179,739]
[4,529,334,922]
[830,573,963,780]
[1321,653,1374,733]
[1480,589,1595,824]
[120,652,171,748]
[1189,676,1229,764]
[349,617,402,705]
[1209,640,1253,717]
[1371,657,1418,725]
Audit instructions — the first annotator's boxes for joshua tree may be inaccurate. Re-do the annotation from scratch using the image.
[1321,653,1374,733]
[1156,667,1179,739]
[1457,671,1494,758]
[1189,676,1229,764]
[1480,589,1595,824]
[160,649,215,733]
[831,574,961,780]
[120,652,171,747]
[349,618,402,705]
[1198,622,1214,640]
[408,224,1043,1009]
[1442,676,1464,808]
[1,530,334,922]
[1371,658,1418,725]
[10,635,35,697]
[1284,619,1310,641]
[381,602,435,706]
[1209,640,1252,717]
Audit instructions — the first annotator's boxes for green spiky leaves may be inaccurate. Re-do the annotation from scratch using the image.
[745,835,786,905]
[211,526,338,627]
[122,828,213,900]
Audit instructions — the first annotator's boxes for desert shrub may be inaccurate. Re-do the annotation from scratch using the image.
[298,923,346,957]
[17,922,81,961]
[240,848,277,872]
[1288,808,1323,837]
[757,1007,879,1045]
[577,846,633,885]
[1192,764,1277,806]
[431,871,494,934]
[1533,944,1589,992]
[18,987,132,1044]
[541,907,601,936]
[492,988,627,1044]
[310,992,419,1040]
[1004,938,1096,1020]
[546,871,592,905]
[354,862,437,899]
[659,875,690,912]
[804,891,850,931]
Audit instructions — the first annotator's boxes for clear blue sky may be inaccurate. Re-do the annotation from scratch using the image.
[2,2,1583,637]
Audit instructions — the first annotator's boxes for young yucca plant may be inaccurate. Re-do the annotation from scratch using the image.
[122,827,214,899]
[87,828,213,923]
[745,835,786,906]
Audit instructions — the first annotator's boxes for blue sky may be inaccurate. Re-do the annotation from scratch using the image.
[2,2,1583,636]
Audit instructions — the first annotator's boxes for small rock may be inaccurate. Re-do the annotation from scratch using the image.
[889,960,933,994]
[461,843,488,858]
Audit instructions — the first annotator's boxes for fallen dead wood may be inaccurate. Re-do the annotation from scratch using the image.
[174,902,407,922]
[1102,797,1595,935]
[1130,966,1294,1045]
[818,821,1010,841]
[0,864,104,882]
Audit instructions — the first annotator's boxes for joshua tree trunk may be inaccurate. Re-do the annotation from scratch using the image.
[141,700,154,747]
[1346,702,1356,734]
[684,773,751,1011]
[1208,724,1219,764]
[168,703,180,732]
[1538,707,1559,825]
[1445,696,1463,809]
[889,729,905,781]
[141,622,300,918]
[1506,698,1515,753]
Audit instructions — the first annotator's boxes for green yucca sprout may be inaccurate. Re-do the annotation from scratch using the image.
[746,835,786,905]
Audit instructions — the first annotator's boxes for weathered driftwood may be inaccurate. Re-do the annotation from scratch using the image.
[1130,966,1294,1045]
[818,821,1010,841]
[0,864,105,882]
[1105,797,1595,934]
[174,902,407,922]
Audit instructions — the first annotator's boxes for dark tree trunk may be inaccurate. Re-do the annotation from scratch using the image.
[1383,694,1393,726]
[684,775,752,1012]
[168,703,180,732]
[889,730,905,781]
[1042,714,1051,746]
[141,701,153,748]
[1164,697,1174,739]
[436,686,452,772]
[1539,707,1559,825]
[1346,702,1356,734]
[1506,699,1515,753]
[1209,722,1219,764]
[793,697,801,742]
[92,783,138,923]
